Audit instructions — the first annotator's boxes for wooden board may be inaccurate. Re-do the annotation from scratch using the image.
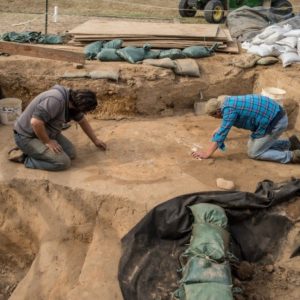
[0,41,85,64]
[122,40,224,48]
[69,20,219,39]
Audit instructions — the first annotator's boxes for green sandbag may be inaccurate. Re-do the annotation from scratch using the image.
[173,286,185,300]
[189,203,228,228]
[182,45,216,58]
[103,39,123,49]
[117,47,145,63]
[184,283,234,300]
[37,34,63,44]
[144,49,160,59]
[184,223,229,262]
[96,49,123,61]
[84,41,104,60]
[159,49,186,60]
[180,256,232,285]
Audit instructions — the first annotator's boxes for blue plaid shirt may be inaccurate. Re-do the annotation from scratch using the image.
[212,94,282,150]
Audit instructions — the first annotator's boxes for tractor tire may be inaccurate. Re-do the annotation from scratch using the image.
[204,0,225,24]
[271,0,293,16]
[179,0,197,17]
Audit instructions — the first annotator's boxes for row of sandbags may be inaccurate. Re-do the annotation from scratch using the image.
[84,39,217,63]
[242,22,300,67]
[173,203,233,300]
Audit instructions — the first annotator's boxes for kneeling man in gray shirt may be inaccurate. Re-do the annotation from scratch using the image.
[11,84,106,171]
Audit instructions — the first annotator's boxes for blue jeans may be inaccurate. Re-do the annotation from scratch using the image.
[247,114,292,164]
[14,132,76,171]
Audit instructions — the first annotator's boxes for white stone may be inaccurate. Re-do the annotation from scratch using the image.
[216,178,235,190]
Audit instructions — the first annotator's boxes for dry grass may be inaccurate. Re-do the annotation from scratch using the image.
[0,0,180,19]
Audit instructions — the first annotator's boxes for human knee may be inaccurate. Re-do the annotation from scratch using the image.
[247,147,260,159]
[68,148,77,160]
[54,154,72,170]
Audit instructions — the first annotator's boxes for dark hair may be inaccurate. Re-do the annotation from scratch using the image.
[69,89,97,112]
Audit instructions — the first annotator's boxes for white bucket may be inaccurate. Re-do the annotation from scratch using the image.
[0,98,22,125]
[194,102,206,116]
[261,87,286,106]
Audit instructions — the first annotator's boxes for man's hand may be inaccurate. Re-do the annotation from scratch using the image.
[45,140,63,153]
[192,150,211,159]
[192,142,218,160]
[94,138,107,151]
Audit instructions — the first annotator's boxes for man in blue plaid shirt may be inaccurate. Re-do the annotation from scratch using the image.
[192,94,300,164]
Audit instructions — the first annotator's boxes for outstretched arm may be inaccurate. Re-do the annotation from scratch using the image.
[78,116,106,150]
[192,141,218,159]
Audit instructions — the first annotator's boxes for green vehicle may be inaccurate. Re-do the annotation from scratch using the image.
[179,0,293,23]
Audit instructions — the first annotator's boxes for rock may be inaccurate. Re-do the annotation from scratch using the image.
[264,264,274,273]
[216,178,235,190]
[235,261,255,281]
[73,63,84,69]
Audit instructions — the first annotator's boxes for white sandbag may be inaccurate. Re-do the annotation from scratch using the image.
[257,25,282,39]
[241,41,251,50]
[264,32,285,45]
[247,44,280,57]
[280,52,300,67]
[276,37,298,48]
[284,30,300,38]
[273,44,297,54]
[252,35,264,45]
[298,38,300,56]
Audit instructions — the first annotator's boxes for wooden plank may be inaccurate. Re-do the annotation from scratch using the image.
[122,40,224,49]
[0,41,85,64]
[216,41,240,54]
[69,20,219,39]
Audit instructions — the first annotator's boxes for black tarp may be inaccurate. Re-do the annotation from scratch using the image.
[118,179,300,300]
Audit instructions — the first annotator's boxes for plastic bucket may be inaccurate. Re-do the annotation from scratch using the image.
[0,98,22,125]
[194,102,206,116]
[261,87,286,106]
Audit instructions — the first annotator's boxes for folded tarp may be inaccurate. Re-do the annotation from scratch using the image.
[118,179,300,300]
[226,6,294,42]
[1,31,63,44]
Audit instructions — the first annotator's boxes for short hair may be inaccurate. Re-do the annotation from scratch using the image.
[205,95,228,116]
[70,89,97,112]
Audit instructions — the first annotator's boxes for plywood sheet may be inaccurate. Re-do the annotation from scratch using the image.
[69,20,219,39]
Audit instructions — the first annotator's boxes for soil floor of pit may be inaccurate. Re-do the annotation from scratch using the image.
[1,115,300,300]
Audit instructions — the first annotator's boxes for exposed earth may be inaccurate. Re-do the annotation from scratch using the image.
[1,4,300,300]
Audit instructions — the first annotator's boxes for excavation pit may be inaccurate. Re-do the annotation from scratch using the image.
[0,54,300,300]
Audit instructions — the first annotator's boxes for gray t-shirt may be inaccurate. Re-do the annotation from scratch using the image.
[14,85,83,139]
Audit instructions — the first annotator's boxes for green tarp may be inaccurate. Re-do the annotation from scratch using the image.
[1,31,63,44]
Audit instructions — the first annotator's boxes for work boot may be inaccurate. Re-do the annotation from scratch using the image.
[291,150,300,163]
[289,135,300,151]
[8,147,26,163]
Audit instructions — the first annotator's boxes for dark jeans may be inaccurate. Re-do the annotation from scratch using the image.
[14,132,76,171]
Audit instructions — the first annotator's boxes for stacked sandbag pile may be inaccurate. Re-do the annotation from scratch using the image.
[242,23,300,67]
[174,203,233,300]
[84,39,217,63]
